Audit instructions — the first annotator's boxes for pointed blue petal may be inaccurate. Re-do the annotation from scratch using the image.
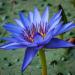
[49,10,62,23]
[28,12,33,23]
[49,10,62,28]
[9,33,37,47]
[19,12,30,29]
[21,46,41,72]
[59,22,75,33]
[3,23,22,34]
[55,22,75,35]
[10,33,25,42]
[0,42,26,50]
[45,38,75,49]
[0,36,25,43]
[14,19,25,28]
[0,37,16,42]
[53,22,63,35]
[0,37,37,50]
[33,7,41,24]
[42,7,49,23]
[64,24,75,32]
[49,16,62,30]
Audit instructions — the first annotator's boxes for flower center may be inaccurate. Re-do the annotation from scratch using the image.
[21,23,47,42]
[38,23,46,38]
[22,24,36,42]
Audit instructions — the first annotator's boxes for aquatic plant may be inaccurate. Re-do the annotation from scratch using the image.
[0,7,75,75]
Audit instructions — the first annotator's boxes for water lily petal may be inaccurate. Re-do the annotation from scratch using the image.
[55,22,75,35]
[53,22,63,35]
[0,38,37,50]
[49,16,62,31]
[0,36,25,43]
[41,32,53,45]
[34,32,53,46]
[14,19,25,28]
[3,23,22,34]
[33,7,41,24]
[9,34,37,47]
[0,37,16,42]
[38,29,53,45]
[42,7,49,23]
[49,10,62,25]
[19,12,30,29]
[45,38,75,48]
[28,12,33,23]
[21,46,41,72]
[0,42,26,50]
[34,34,43,44]
[47,10,62,31]
[59,22,75,33]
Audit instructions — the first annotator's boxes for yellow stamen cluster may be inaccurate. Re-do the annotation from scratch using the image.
[40,32,46,38]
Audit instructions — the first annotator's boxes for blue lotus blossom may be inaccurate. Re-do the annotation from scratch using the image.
[0,7,75,72]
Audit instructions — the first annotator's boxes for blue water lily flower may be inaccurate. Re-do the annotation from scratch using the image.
[0,7,75,72]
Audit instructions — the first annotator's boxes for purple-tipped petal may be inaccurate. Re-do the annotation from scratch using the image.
[42,7,49,23]
[33,7,41,24]
[45,38,75,49]
[21,46,41,72]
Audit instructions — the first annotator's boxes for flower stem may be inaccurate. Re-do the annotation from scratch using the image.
[39,48,47,75]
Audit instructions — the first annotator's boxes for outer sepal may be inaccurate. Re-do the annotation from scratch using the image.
[45,38,75,49]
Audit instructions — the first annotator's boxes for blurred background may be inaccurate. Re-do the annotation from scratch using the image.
[0,0,75,75]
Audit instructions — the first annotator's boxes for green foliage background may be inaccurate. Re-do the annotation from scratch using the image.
[0,0,75,75]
